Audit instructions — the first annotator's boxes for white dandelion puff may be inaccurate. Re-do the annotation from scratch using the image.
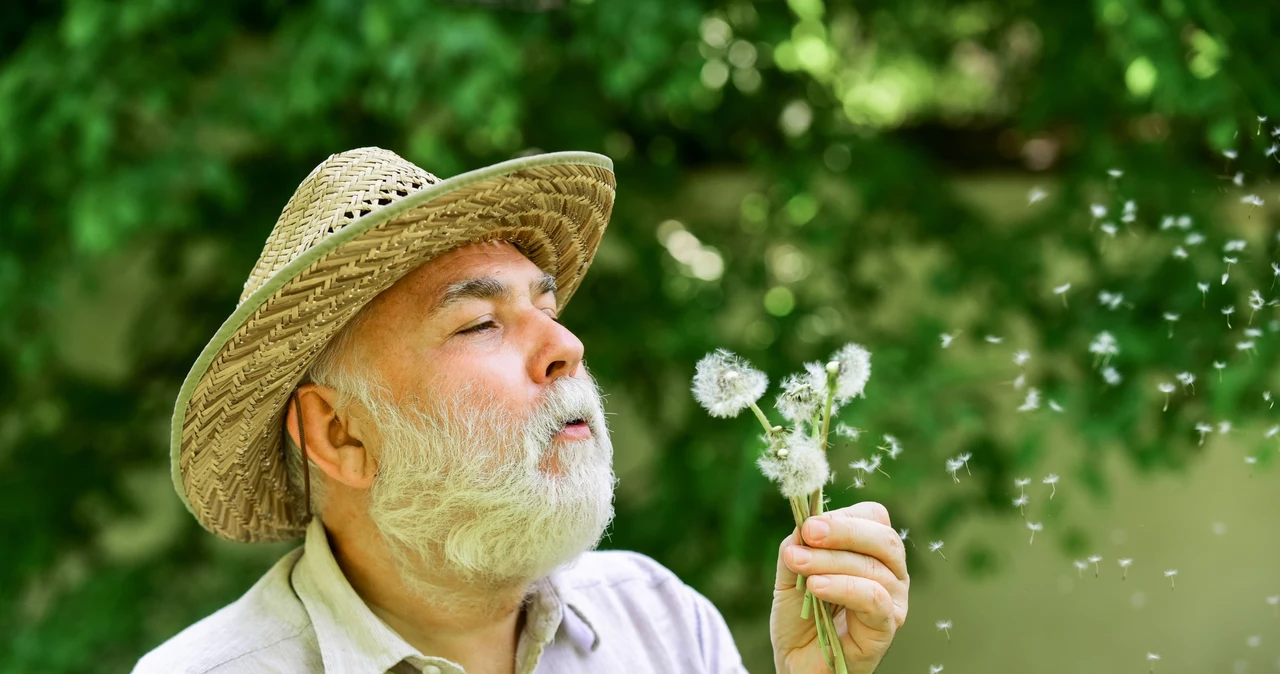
[1186,231,1204,244]
[1053,283,1071,307]
[1198,282,1210,306]
[1014,477,1031,491]
[1265,425,1279,439]
[774,369,824,423]
[1249,290,1265,323]
[1233,171,1245,187]
[945,457,963,483]
[1098,290,1124,310]
[1108,168,1123,178]
[692,350,768,418]
[1163,313,1180,338]
[1218,420,1233,434]
[1225,149,1239,160]
[1012,373,1027,390]
[756,430,830,499]
[828,343,872,402]
[1264,391,1274,409]
[1225,239,1247,252]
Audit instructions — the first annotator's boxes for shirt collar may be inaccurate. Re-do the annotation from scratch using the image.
[292,517,425,674]
[292,518,602,673]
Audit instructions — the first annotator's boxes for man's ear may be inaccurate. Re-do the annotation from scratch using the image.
[285,383,377,490]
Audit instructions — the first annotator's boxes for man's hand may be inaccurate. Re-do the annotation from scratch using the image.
[770,501,910,674]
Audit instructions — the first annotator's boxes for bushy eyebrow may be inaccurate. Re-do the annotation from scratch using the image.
[429,271,558,319]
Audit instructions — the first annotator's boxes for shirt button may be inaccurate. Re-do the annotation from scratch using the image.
[422,667,442,674]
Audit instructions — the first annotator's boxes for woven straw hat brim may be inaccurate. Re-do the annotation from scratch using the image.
[171,151,615,543]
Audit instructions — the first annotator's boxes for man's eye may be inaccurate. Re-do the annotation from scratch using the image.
[458,320,497,335]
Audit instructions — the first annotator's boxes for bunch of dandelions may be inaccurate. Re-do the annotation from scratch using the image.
[692,343,873,674]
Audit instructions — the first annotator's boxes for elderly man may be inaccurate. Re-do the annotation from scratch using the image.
[136,148,909,674]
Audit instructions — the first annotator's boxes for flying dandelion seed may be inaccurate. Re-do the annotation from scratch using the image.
[1026,521,1043,545]
[1272,263,1280,290]
[1225,240,1247,252]
[1102,366,1122,386]
[898,528,915,549]
[1224,256,1239,273]
[930,665,944,674]
[1176,371,1195,393]
[1043,473,1059,498]
[1246,455,1258,476]
[1073,559,1087,578]
[1164,569,1178,589]
[1012,373,1027,390]
[1186,230,1203,244]
[1269,144,1280,159]
[1087,555,1103,577]
[1014,477,1031,492]
[1221,272,1230,286]
[1247,635,1261,648]
[1219,420,1233,435]
[1237,340,1256,357]
[1171,246,1189,260]
[935,620,952,642]
[1249,290,1265,323]
[835,423,864,440]
[692,350,769,418]
[1158,382,1176,411]
[1090,331,1119,366]
[1018,388,1041,412]
[1222,305,1235,328]
[1266,425,1279,440]
[1098,290,1124,310]
[1195,422,1213,446]
[940,332,955,348]
[1108,168,1123,178]
[1013,350,1031,367]
[1090,203,1107,220]
[1243,194,1265,207]
[1048,399,1064,412]
[1147,652,1161,674]
[1266,595,1280,616]
[880,434,903,459]
[957,452,972,475]
[1246,327,1263,338]
[1198,282,1210,307]
[984,335,1003,344]
[1100,222,1118,239]
[945,458,963,483]
[929,540,947,561]
[1121,200,1137,224]
[1264,391,1274,409]
[1028,187,1047,205]
[1053,283,1072,307]
[1119,558,1134,580]
[1214,361,1227,381]
[1233,172,1245,187]
[852,476,866,489]
[1013,493,1029,516]
[1225,149,1239,160]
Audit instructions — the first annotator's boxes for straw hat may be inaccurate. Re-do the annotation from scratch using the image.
[170,147,615,543]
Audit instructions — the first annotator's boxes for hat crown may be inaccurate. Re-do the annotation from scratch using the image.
[240,147,440,303]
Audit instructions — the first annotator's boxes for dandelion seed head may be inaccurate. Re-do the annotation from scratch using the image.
[774,370,824,423]
[692,350,768,418]
[830,342,873,402]
[756,430,830,499]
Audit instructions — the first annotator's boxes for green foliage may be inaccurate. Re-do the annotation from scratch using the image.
[2,0,1278,671]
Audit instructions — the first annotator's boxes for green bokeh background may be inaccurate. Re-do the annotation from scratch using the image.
[3,1,1279,672]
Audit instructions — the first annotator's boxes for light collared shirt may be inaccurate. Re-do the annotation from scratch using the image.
[134,518,749,673]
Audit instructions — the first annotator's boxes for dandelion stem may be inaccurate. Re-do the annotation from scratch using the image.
[817,598,848,674]
[747,401,774,435]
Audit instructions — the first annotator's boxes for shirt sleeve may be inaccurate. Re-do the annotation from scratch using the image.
[683,583,751,673]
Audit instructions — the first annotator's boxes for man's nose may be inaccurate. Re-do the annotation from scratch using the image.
[529,312,585,384]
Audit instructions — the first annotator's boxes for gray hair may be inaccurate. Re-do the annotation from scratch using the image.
[283,307,379,518]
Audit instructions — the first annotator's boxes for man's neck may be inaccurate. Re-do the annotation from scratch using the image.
[325,518,534,674]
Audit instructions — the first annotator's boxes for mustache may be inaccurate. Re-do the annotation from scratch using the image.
[524,374,608,445]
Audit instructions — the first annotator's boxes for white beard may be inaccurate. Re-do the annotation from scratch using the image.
[359,371,617,613]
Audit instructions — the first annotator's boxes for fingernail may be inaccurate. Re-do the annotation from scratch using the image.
[791,547,811,565]
[806,518,829,541]
[809,575,830,590]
